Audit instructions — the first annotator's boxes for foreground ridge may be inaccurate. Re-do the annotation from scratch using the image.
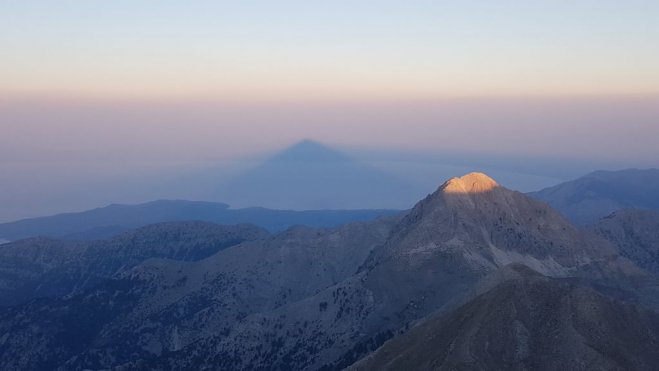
[352,264,659,371]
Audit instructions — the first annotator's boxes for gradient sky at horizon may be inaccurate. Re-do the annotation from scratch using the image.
[1,1,659,221]
[2,0,659,99]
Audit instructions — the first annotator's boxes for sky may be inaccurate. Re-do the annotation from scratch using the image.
[3,1,659,99]
[1,1,659,221]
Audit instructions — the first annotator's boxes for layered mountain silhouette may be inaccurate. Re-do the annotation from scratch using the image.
[529,168,659,224]
[214,140,423,210]
[0,173,656,370]
[0,199,400,241]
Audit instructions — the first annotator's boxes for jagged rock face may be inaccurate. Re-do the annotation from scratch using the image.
[593,209,659,277]
[0,221,269,306]
[351,265,659,371]
[361,173,627,327]
[376,173,614,271]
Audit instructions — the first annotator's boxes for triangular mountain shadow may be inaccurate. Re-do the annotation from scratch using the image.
[267,139,352,163]
[214,140,424,210]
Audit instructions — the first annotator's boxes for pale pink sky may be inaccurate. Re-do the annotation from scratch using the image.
[2,94,658,166]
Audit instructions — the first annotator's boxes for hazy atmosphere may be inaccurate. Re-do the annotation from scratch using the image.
[2,1,659,221]
[3,2,659,371]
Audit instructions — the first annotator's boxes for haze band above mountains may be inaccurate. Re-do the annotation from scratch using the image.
[1,141,658,243]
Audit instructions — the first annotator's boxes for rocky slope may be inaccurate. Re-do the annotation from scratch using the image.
[359,173,642,329]
[121,173,643,370]
[0,173,653,370]
[529,168,659,224]
[0,221,269,306]
[0,217,398,370]
[592,209,659,277]
[352,264,659,371]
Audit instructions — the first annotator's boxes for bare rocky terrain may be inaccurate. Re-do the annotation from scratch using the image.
[0,221,269,306]
[351,264,659,371]
[592,209,659,277]
[0,173,657,370]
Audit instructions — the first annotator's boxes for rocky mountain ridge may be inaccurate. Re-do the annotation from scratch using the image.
[0,221,269,306]
[0,173,656,370]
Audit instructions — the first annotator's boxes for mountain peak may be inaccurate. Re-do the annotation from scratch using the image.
[441,172,499,194]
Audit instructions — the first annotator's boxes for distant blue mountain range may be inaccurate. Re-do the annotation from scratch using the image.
[528,168,659,224]
[0,199,401,241]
